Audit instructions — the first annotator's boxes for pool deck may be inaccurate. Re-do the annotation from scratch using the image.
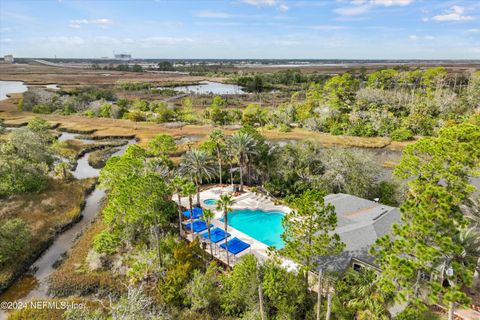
[175,185,291,265]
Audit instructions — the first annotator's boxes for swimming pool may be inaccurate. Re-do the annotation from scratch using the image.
[203,198,217,205]
[221,209,285,249]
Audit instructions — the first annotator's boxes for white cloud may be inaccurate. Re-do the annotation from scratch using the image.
[432,6,474,22]
[0,27,11,32]
[466,28,480,33]
[278,4,289,12]
[307,25,348,30]
[335,0,413,16]
[241,0,277,6]
[370,0,413,6]
[0,38,12,43]
[240,0,289,13]
[335,5,370,16]
[194,11,232,18]
[69,18,113,28]
[409,34,435,41]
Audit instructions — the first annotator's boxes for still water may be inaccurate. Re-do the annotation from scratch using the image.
[0,81,28,101]
[167,81,246,95]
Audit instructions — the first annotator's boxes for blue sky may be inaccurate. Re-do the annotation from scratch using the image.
[0,0,479,59]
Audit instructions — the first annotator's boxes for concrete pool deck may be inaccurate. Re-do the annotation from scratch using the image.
[175,185,291,264]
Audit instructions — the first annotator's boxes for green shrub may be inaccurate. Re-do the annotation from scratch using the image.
[99,103,112,118]
[93,230,120,254]
[62,101,76,115]
[84,109,95,117]
[32,103,53,114]
[390,127,414,141]
[329,123,345,135]
[395,307,424,320]
[125,110,146,122]
[132,99,149,111]
[278,124,291,132]
[0,218,31,267]
[17,97,24,111]
[347,123,376,137]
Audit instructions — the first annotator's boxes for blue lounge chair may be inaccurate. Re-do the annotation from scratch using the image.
[184,220,213,233]
[182,207,203,219]
[219,237,251,264]
[220,237,251,255]
[201,227,230,243]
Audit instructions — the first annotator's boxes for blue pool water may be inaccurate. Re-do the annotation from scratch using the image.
[203,199,217,205]
[221,209,285,249]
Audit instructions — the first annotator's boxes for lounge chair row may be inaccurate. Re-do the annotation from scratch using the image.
[182,208,251,263]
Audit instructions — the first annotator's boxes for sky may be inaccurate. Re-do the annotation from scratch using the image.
[0,0,479,59]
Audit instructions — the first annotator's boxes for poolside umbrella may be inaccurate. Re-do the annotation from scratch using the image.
[183,220,213,233]
[220,237,251,264]
[182,207,203,219]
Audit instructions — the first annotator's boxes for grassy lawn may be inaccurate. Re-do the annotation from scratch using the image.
[0,178,96,292]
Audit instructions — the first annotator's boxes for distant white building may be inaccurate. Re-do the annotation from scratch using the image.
[114,54,131,61]
[3,55,14,64]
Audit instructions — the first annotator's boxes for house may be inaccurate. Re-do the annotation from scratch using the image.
[316,193,401,272]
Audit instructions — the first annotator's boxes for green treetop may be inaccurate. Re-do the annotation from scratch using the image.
[281,189,345,286]
[371,116,480,314]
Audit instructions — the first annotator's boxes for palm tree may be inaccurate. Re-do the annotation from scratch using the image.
[182,181,197,230]
[180,149,215,206]
[228,132,257,192]
[462,197,480,290]
[202,209,215,257]
[216,193,235,268]
[336,268,393,320]
[208,129,225,186]
[172,175,187,237]
[435,226,480,320]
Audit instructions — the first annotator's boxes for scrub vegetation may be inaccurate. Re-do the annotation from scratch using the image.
[1,63,479,320]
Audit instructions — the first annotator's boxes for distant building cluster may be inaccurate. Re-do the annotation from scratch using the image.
[114,53,131,61]
[3,55,14,64]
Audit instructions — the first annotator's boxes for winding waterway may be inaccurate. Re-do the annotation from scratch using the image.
[0,133,135,320]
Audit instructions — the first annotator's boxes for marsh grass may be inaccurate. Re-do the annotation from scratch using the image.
[0,178,96,291]
[49,219,124,297]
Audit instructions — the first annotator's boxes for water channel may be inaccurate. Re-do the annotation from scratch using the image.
[0,133,135,320]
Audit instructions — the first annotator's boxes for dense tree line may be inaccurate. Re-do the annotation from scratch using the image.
[21,68,479,145]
